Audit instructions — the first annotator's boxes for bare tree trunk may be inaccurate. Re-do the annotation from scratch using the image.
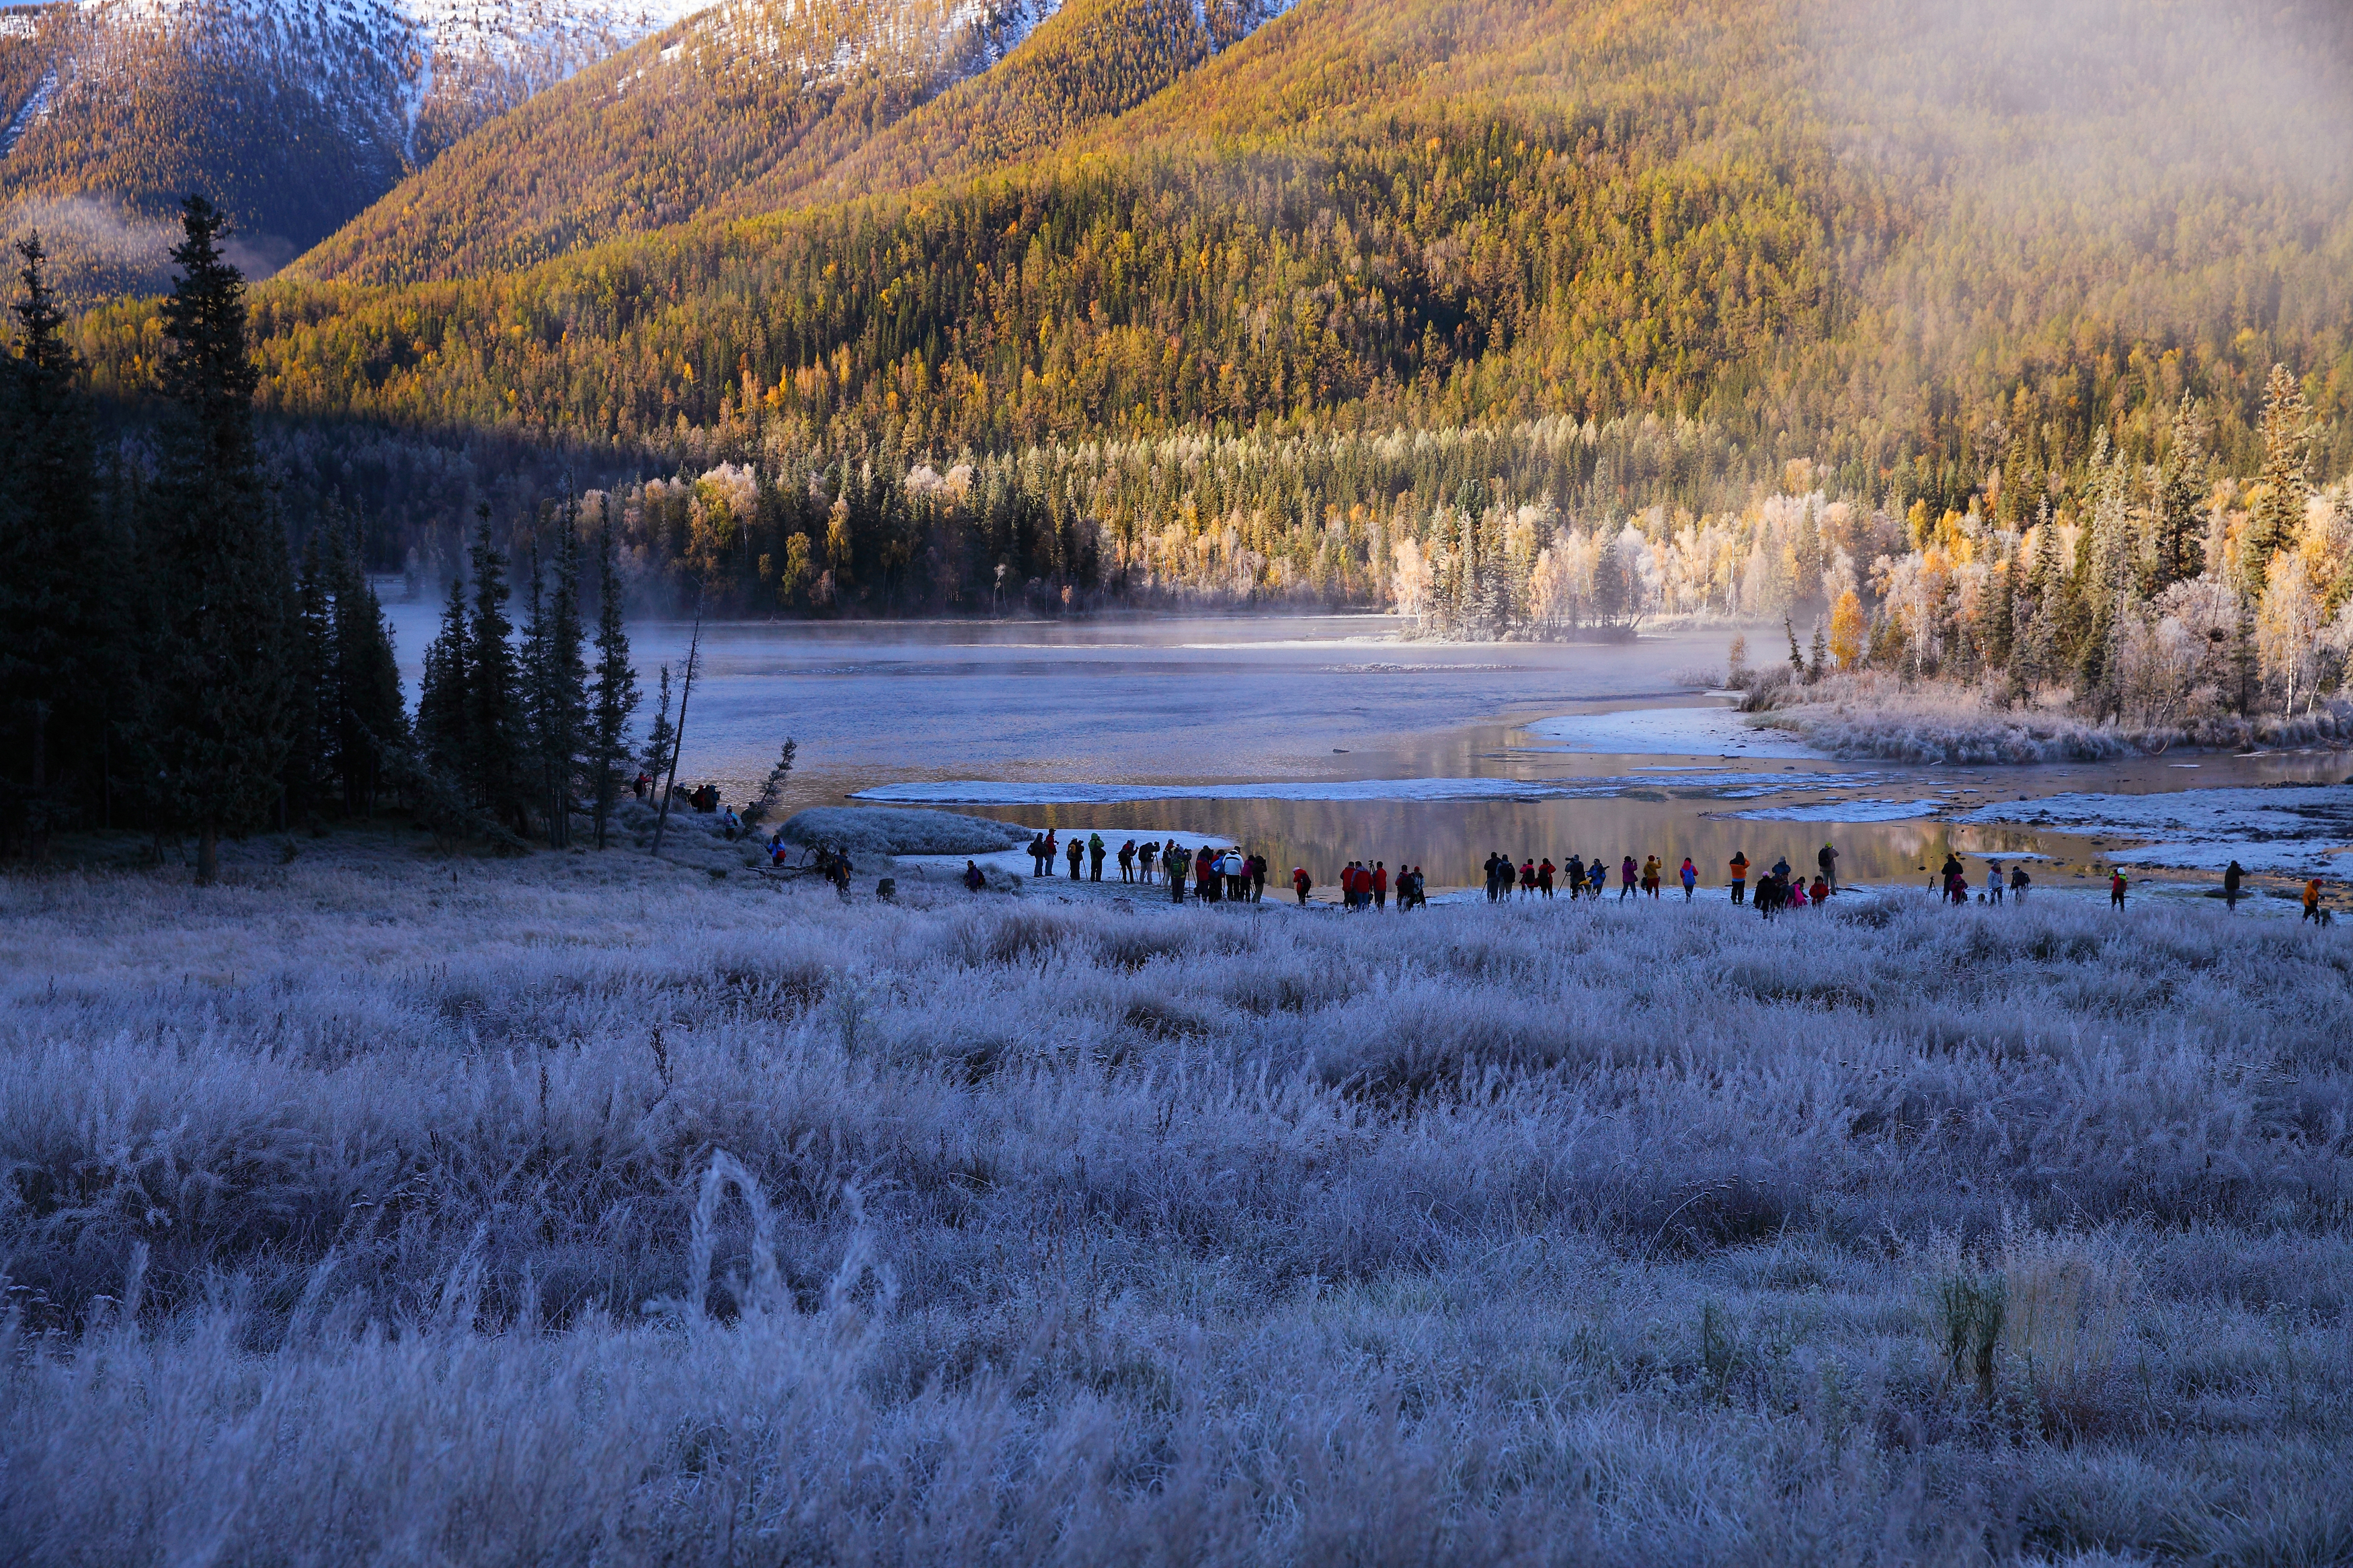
[650,588,705,858]
[196,822,219,886]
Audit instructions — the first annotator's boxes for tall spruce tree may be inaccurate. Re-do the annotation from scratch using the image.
[640,663,675,794]
[415,565,471,778]
[2239,364,2314,600]
[588,510,640,849]
[145,195,294,884]
[522,510,588,847]
[0,233,110,857]
[464,506,527,835]
[283,537,331,825]
[2147,393,2209,594]
[2076,441,2137,708]
[325,512,406,816]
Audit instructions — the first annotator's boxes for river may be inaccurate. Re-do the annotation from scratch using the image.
[381,597,2353,898]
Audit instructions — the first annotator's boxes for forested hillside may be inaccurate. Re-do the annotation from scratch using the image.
[56,0,2353,647]
[290,0,1289,288]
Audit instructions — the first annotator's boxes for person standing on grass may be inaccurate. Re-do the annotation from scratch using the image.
[1728,850,1749,905]
[1539,858,1556,898]
[1518,858,1535,897]
[1168,845,1188,903]
[2225,860,2245,909]
[2110,870,2128,909]
[2304,877,2324,923]
[1373,861,1389,911]
[1589,858,1608,898]
[1251,853,1267,902]
[1292,864,1312,905]
[1818,841,1839,894]
[1065,837,1083,880]
[963,860,986,892]
[1117,839,1135,882]
[2010,864,2030,901]
[1088,833,1105,881]
[1197,845,1217,901]
[1680,857,1698,900]
[1987,862,2003,905]
[1620,855,1638,901]
[1140,839,1158,883]
[1642,855,1662,899]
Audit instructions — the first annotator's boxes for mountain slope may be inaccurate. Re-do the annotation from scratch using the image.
[89,0,2353,496]
[0,0,701,298]
[290,0,1290,288]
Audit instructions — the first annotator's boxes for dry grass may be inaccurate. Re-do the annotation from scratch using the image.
[1,835,2349,1565]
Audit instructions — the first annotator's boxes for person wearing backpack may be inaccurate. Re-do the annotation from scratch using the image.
[1292,865,1312,905]
[1679,857,1698,900]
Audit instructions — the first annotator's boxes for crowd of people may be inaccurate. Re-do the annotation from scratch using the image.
[982,827,2334,922]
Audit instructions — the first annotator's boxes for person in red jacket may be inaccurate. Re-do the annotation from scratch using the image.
[1373,862,1389,911]
[1291,866,1312,905]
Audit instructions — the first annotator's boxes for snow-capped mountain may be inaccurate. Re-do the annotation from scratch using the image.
[0,0,722,294]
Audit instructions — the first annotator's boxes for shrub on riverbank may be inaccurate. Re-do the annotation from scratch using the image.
[2,853,2348,1562]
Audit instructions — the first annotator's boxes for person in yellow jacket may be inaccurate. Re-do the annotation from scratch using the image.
[1641,854,1663,898]
[2306,877,2326,925]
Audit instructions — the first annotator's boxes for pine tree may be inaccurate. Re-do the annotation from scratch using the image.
[1985,547,2016,671]
[2239,364,2313,599]
[640,664,676,790]
[144,196,294,884]
[464,506,526,835]
[2076,442,2135,706]
[325,513,406,816]
[1806,620,1828,682]
[523,511,588,848]
[0,232,110,856]
[415,567,471,778]
[283,538,331,825]
[2147,392,2208,594]
[587,510,641,849]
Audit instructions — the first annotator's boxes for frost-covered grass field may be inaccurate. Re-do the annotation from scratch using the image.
[3,846,2350,1566]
